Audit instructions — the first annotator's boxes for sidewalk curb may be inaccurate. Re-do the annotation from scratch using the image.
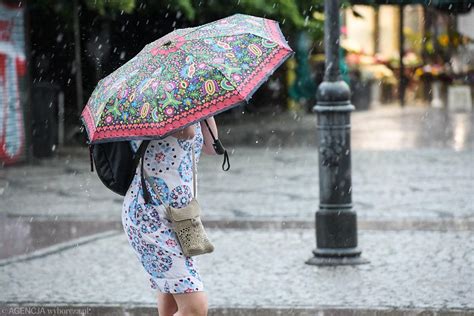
[1,304,473,316]
[6,214,474,231]
[202,218,474,231]
[0,230,120,267]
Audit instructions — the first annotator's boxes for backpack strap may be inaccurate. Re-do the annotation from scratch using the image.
[134,140,152,204]
[134,140,150,172]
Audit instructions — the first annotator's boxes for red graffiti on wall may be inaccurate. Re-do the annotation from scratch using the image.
[0,3,26,165]
[0,53,25,164]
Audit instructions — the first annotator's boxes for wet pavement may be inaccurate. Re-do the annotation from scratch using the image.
[1,228,473,314]
[0,215,121,259]
[219,105,474,150]
[1,147,473,260]
[0,105,473,314]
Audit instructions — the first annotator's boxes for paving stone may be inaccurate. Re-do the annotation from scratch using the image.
[0,229,473,311]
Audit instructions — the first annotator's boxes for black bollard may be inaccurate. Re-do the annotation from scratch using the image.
[306,0,368,266]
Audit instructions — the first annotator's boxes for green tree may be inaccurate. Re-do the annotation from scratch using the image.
[82,0,326,41]
[83,0,136,15]
[186,0,325,41]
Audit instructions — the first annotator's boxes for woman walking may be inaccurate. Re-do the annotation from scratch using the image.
[122,117,219,316]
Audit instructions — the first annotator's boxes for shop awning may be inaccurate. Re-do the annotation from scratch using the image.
[350,0,473,13]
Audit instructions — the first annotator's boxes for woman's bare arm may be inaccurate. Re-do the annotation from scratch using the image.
[170,124,195,140]
[200,117,218,155]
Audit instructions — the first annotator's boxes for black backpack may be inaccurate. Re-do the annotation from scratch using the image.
[88,140,152,201]
[87,120,230,204]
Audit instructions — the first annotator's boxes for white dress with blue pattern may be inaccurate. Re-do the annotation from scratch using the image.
[121,122,205,293]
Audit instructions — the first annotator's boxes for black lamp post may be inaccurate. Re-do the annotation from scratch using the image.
[306,0,368,266]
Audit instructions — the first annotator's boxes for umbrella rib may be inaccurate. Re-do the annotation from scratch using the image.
[168,15,289,49]
[184,49,247,102]
[173,32,284,47]
[172,14,239,43]
[174,13,276,41]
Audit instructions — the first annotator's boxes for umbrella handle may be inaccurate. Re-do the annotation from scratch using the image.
[212,139,226,155]
[221,149,230,172]
[204,119,230,171]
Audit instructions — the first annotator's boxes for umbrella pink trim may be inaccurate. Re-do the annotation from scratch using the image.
[83,46,292,143]
[82,17,293,144]
[264,18,292,50]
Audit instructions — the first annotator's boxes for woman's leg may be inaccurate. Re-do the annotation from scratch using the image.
[157,292,178,316]
[172,291,208,316]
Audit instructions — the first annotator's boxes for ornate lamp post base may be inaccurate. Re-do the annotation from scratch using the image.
[307,209,369,266]
[306,253,369,266]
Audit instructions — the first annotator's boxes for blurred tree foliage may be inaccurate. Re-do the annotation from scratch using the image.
[83,0,136,15]
[88,0,325,41]
[182,0,325,41]
[30,0,326,41]
[29,0,135,18]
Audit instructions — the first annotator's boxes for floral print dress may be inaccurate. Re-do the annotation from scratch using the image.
[121,122,205,293]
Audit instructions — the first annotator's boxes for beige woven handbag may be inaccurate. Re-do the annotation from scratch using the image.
[144,144,214,257]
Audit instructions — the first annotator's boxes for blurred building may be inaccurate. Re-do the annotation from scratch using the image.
[342,4,474,108]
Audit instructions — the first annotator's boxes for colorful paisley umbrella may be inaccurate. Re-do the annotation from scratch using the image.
[81,13,293,144]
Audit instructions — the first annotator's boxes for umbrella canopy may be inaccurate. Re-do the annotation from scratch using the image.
[81,14,293,144]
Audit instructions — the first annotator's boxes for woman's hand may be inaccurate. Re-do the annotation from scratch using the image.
[170,125,195,140]
[200,117,219,155]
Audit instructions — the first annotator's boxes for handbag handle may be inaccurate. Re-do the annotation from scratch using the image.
[191,142,197,198]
